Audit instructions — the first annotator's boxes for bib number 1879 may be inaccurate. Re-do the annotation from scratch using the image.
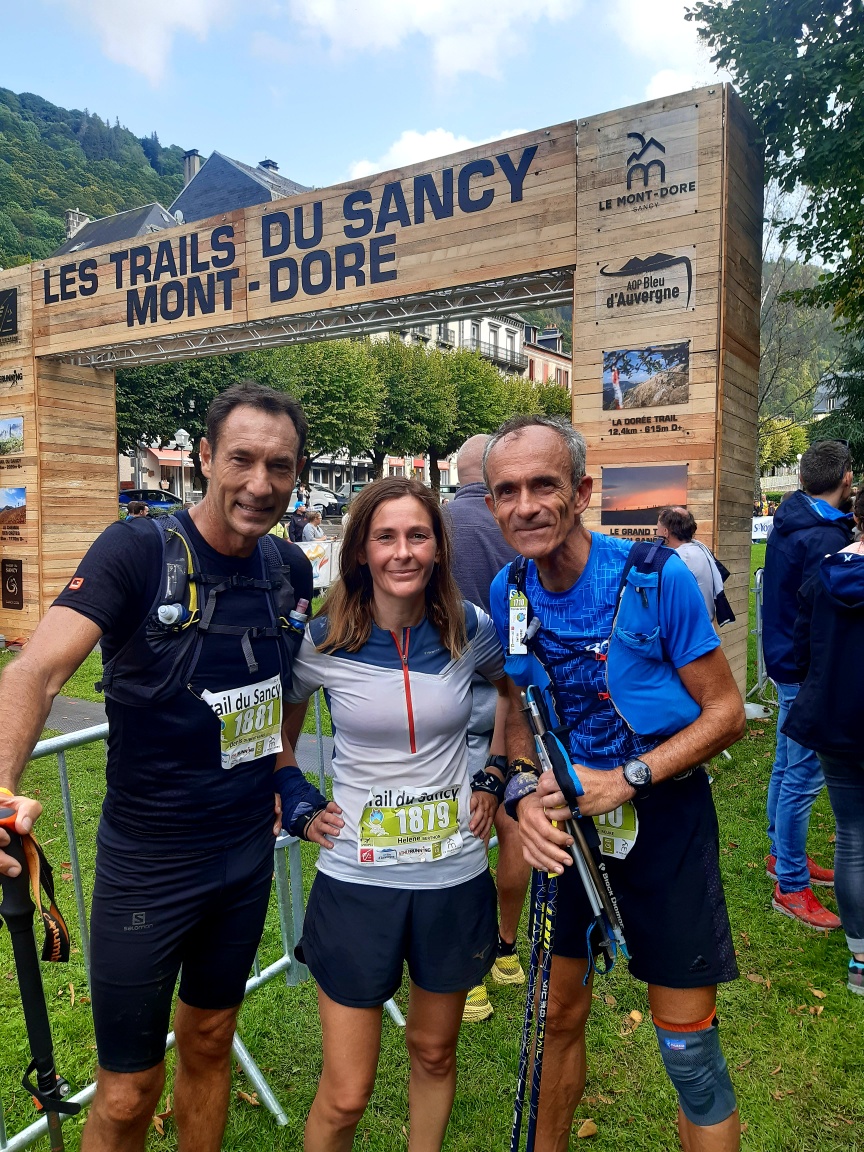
[396,802,451,835]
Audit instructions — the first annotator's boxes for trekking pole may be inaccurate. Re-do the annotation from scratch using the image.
[510,869,546,1152]
[522,688,628,971]
[524,869,557,1152]
[0,806,80,1151]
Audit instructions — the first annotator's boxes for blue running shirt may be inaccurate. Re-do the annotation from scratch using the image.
[489,534,718,770]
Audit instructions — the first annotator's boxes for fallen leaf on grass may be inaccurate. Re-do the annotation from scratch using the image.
[770,1065,782,1076]
[740,931,751,946]
[236,1091,259,1107]
[810,988,826,999]
[619,1010,643,1036]
[741,1122,748,1134]
[577,1119,598,1138]
[604,994,616,1008]
[746,973,764,984]
[153,1116,165,1136]
[69,983,74,1007]
[151,1096,173,1138]
[828,834,836,844]
[735,1057,752,1071]
[809,1005,824,1016]
[765,978,771,989]
[598,1094,613,1104]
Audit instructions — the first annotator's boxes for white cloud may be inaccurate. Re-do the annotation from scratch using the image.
[287,0,581,78]
[348,126,526,179]
[53,0,236,84]
[606,0,725,98]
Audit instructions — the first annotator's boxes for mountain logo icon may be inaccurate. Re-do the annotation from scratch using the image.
[599,252,693,308]
[626,132,666,189]
[0,288,18,341]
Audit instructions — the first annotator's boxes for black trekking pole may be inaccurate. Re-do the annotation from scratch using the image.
[0,806,80,1151]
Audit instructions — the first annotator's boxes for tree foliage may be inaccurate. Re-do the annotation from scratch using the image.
[0,87,184,267]
[686,0,864,329]
[816,341,864,471]
[758,416,809,472]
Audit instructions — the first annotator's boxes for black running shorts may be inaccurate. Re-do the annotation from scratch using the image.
[553,768,739,987]
[89,820,274,1073]
[297,868,497,1007]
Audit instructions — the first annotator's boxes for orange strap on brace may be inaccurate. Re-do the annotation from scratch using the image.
[652,1012,717,1033]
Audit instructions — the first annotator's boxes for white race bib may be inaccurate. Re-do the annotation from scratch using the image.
[201,674,283,770]
[358,783,463,866]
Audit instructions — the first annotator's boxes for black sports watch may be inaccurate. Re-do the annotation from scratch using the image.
[622,758,653,800]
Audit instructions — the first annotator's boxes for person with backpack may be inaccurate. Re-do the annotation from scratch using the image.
[762,440,854,929]
[483,415,745,1152]
[656,505,735,626]
[0,381,339,1152]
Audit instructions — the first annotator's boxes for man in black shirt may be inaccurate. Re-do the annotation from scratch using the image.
[0,381,342,1152]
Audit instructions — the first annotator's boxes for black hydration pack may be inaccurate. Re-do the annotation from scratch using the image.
[98,515,301,705]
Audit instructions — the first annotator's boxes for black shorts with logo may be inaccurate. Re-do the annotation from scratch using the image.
[89,819,274,1073]
[553,768,738,987]
[297,868,497,1007]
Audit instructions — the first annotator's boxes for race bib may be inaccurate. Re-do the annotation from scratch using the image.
[358,783,462,866]
[201,674,283,770]
[596,802,638,860]
[509,588,529,654]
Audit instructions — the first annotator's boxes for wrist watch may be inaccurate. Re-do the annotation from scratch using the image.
[622,758,653,800]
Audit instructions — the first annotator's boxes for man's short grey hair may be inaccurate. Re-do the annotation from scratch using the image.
[482,415,586,491]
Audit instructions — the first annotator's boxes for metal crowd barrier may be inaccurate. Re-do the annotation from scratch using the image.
[0,699,406,1150]
[746,567,776,709]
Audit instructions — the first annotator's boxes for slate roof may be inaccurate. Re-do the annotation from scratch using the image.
[169,152,310,224]
[52,203,177,256]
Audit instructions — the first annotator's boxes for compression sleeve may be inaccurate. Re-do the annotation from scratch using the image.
[273,765,328,837]
[658,552,721,669]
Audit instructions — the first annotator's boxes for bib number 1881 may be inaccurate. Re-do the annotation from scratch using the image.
[233,701,276,739]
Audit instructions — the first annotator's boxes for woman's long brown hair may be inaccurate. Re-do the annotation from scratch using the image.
[316,477,467,658]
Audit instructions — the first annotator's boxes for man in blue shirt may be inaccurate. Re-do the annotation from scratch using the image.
[483,415,745,1152]
[762,440,853,929]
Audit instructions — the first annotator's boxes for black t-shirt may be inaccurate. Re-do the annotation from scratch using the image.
[54,511,313,849]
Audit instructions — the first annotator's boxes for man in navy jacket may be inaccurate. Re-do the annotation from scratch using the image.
[762,440,853,928]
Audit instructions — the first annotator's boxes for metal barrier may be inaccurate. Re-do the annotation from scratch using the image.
[746,567,776,709]
[0,704,405,1150]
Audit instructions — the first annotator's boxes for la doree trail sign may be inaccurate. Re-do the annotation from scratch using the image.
[0,85,761,692]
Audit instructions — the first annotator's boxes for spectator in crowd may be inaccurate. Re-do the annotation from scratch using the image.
[268,518,288,540]
[762,440,854,928]
[126,501,148,518]
[656,506,735,626]
[445,434,527,1023]
[784,491,864,995]
[302,510,325,541]
[289,502,307,542]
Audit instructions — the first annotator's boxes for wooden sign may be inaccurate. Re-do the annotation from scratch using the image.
[0,85,761,694]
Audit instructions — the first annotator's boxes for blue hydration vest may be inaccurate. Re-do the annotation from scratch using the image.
[507,540,702,742]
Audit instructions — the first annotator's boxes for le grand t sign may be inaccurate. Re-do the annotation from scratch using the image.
[40,146,539,330]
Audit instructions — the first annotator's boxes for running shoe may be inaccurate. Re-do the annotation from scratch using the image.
[771,883,841,930]
[490,952,526,986]
[765,854,834,887]
[462,985,493,1022]
[848,960,864,997]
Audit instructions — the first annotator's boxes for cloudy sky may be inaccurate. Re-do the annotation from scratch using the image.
[4,0,724,187]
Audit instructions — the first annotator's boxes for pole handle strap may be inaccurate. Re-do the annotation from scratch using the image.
[22,834,71,963]
[23,1060,81,1116]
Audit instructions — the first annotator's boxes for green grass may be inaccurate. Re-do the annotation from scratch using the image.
[1,550,863,1149]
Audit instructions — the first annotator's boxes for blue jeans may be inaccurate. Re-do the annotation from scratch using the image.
[819,755,864,954]
[767,681,825,892]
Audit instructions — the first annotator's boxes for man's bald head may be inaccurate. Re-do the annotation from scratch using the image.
[456,435,489,486]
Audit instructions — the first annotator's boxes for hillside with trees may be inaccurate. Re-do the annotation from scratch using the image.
[0,87,184,267]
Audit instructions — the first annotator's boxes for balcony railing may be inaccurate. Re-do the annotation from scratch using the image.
[463,337,528,371]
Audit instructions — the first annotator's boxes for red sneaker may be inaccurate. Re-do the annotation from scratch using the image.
[772,883,841,930]
[765,855,834,887]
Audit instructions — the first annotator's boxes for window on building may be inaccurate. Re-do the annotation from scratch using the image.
[471,321,480,348]
[439,470,450,486]
[556,368,562,386]
[390,465,405,477]
[528,358,535,381]
[563,370,570,389]
[489,326,499,353]
[506,331,515,359]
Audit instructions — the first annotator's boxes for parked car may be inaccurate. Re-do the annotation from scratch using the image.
[336,480,371,514]
[119,488,183,513]
[303,485,339,517]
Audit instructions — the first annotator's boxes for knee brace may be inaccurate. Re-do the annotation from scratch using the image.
[653,1014,737,1127]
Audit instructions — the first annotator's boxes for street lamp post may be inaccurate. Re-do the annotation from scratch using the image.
[174,428,191,505]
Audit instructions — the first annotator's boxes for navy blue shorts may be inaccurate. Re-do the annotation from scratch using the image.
[297,869,497,1007]
[89,820,274,1073]
[553,769,739,987]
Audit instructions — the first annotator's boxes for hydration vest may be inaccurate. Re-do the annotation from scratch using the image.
[507,540,701,742]
[98,515,302,706]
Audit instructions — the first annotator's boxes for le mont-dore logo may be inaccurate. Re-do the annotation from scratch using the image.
[598,112,698,216]
[0,288,19,344]
[598,252,694,316]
